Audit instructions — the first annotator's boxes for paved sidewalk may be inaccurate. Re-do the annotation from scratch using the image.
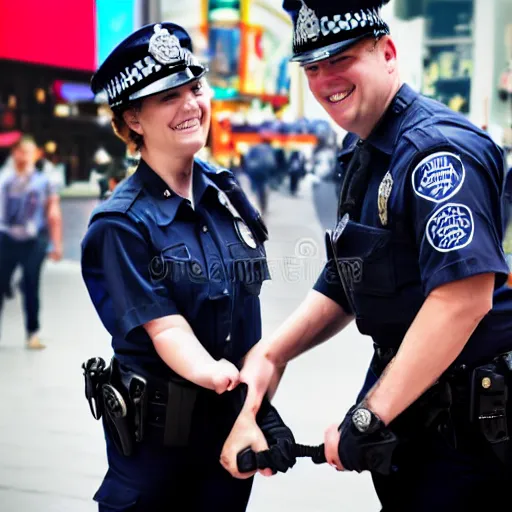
[0,177,380,511]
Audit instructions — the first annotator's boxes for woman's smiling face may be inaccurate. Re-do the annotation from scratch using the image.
[126,78,212,158]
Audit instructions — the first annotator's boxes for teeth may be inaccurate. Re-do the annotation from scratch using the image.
[174,118,200,130]
[328,90,352,103]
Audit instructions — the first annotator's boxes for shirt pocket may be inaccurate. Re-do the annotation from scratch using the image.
[335,221,397,296]
[150,242,206,291]
[228,242,270,296]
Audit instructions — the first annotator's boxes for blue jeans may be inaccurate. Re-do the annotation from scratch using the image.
[0,233,48,335]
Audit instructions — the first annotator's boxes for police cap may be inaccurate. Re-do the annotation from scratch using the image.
[91,23,206,109]
[283,0,390,66]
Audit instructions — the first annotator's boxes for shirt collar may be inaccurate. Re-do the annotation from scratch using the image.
[192,159,223,206]
[133,158,223,221]
[365,83,418,155]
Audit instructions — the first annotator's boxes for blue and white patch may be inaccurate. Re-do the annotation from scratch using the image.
[412,152,465,203]
[426,203,474,253]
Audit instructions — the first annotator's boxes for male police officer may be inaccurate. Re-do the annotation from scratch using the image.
[221,0,512,509]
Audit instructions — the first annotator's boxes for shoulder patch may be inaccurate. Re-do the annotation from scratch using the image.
[412,151,465,203]
[426,203,474,253]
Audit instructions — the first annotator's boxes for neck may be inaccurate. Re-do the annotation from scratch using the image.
[359,78,403,140]
[140,146,194,198]
[14,164,33,175]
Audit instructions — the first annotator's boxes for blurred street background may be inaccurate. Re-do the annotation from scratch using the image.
[0,0,512,511]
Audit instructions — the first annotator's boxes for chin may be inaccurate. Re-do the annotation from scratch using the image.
[176,137,206,158]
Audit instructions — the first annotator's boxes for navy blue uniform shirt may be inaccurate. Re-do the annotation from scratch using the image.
[315,84,512,365]
[81,159,269,378]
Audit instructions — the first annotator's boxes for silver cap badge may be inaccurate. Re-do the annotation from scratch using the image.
[378,171,393,226]
[294,0,320,47]
[149,24,183,65]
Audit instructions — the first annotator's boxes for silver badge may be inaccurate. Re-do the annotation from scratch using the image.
[294,0,321,46]
[352,408,372,433]
[378,171,393,226]
[235,219,257,249]
[148,24,183,65]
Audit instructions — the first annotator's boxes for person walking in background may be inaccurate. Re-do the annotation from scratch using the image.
[242,136,277,216]
[0,135,63,349]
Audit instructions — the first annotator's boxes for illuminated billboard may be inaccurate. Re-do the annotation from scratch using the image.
[0,0,96,71]
[96,0,136,67]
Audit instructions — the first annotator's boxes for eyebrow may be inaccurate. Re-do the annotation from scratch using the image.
[161,91,179,101]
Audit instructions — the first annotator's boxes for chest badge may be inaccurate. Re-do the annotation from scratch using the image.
[235,218,257,249]
[378,171,393,226]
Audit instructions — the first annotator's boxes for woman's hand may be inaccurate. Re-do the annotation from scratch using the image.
[211,359,240,394]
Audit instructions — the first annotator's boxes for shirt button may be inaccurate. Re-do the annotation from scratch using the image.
[223,288,229,295]
[226,334,231,342]
[191,262,203,275]
[202,225,208,233]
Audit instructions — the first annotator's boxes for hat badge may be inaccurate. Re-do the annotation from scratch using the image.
[148,24,183,65]
[294,0,320,46]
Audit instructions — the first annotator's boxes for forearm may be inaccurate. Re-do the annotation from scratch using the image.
[47,198,62,248]
[151,326,219,390]
[365,274,493,425]
[241,290,352,417]
[267,290,353,366]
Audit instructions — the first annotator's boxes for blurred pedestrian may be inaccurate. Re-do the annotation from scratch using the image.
[242,136,277,216]
[0,135,63,348]
[287,147,306,196]
[103,157,128,200]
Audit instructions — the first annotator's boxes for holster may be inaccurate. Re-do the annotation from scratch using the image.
[113,359,199,449]
[82,357,200,456]
[102,383,133,457]
[469,358,511,465]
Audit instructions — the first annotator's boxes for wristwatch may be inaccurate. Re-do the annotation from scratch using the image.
[351,406,384,433]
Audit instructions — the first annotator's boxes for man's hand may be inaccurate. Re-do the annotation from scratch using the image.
[324,423,344,471]
[220,413,273,479]
[48,244,63,262]
[211,359,240,394]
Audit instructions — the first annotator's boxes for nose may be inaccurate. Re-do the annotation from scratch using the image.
[182,91,200,111]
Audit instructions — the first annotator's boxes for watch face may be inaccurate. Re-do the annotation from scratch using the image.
[352,408,372,433]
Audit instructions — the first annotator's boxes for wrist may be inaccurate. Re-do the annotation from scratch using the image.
[190,359,218,390]
[364,395,393,426]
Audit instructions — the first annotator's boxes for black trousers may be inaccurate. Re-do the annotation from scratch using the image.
[372,415,510,511]
[0,232,48,335]
[94,387,254,511]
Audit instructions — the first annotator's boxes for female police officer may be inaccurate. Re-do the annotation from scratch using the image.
[221,1,512,510]
[81,22,271,511]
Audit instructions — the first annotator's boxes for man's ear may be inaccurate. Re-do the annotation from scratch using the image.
[122,108,143,135]
[381,36,398,74]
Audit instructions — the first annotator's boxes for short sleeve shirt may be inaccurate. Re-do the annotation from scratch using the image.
[81,159,269,377]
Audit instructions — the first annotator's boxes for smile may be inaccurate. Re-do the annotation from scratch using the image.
[327,86,355,104]
[172,117,201,131]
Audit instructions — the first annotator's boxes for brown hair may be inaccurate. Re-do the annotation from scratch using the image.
[11,134,37,151]
[111,100,144,153]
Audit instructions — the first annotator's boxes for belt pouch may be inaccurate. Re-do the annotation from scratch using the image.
[163,379,199,447]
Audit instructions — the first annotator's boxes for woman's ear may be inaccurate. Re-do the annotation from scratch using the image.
[122,108,143,135]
